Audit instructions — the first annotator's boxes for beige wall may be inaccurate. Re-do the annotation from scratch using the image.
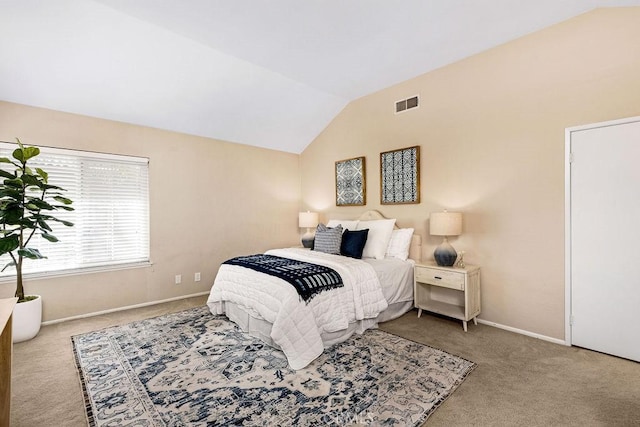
[300,8,640,340]
[0,101,301,321]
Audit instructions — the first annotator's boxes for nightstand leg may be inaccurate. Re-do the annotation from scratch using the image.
[463,320,468,332]
[417,308,422,318]
[473,317,478,326]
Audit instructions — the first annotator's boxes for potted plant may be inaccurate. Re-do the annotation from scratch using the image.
[0,139,73,342]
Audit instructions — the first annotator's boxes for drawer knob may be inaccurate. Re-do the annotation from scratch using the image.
[434,276,442,280]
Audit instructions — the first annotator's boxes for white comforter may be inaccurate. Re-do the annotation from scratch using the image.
[207,248,388,369]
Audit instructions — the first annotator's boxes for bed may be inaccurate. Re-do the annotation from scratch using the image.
[207,210,421,369]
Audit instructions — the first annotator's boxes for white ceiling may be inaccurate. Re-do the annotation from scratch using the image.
[1,0,639,153]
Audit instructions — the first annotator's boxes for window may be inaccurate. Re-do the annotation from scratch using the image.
[0,142,150,278]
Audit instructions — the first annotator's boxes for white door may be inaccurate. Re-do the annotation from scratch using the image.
[569,118,640,362]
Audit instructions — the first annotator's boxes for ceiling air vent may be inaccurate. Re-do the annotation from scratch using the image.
[395,95,419,114]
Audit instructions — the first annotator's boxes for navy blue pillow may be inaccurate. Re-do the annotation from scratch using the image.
[340,229,369,259]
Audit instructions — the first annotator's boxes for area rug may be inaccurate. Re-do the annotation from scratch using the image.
[72,306,476,426]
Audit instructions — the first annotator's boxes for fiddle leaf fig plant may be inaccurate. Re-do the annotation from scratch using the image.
[0,138,74,302]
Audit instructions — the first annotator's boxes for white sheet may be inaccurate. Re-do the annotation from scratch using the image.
[362,257,415,305]
[207,248,388,369]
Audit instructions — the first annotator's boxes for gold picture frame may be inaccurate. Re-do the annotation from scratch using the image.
[380,145,420,204]
[335,156,366,206]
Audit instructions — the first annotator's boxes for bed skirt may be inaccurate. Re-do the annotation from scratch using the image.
[220,300,413,351]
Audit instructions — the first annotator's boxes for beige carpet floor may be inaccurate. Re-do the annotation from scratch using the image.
[10,295,640,426]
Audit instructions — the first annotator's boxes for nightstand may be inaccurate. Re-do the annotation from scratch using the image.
[414,263,481,331]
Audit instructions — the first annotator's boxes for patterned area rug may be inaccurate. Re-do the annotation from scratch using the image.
[72,306,476,426]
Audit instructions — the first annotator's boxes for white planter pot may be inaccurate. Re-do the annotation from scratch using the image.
[12,295,42,343]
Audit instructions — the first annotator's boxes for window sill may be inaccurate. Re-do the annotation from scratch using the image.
[0,261,153,283]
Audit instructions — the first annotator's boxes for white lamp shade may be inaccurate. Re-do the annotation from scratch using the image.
[298,211,319,228]
[430,211,462,236]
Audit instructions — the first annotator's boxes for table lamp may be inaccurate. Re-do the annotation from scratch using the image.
[430,211,462,266]
[298,211,319,248]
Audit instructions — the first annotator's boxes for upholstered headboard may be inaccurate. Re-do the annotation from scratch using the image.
[356,210,422,261]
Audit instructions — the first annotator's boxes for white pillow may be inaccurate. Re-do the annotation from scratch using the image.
[356,219,396,259]
[326,219,359,232]
[385,228,414,261]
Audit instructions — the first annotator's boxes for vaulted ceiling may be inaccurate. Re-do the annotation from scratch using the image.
[1,0,639,153]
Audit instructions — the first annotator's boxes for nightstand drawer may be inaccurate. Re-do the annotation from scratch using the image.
[415,267,465,290]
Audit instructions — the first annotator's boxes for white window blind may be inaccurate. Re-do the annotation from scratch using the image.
[0,142,149,277]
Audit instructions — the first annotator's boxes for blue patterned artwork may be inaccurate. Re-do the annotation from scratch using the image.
[381,145,420,204]
[71,306,476,426]
[335,156,366,206]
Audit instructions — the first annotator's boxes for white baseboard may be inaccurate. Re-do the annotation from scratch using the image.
[42,291,210,326]
[43,294,570,348]
[477,318,568,346]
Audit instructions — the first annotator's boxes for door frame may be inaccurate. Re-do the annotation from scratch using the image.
[564,115,640,346]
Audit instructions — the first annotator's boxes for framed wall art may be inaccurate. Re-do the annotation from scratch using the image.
[335,156,366,206]
[380,145,420,204]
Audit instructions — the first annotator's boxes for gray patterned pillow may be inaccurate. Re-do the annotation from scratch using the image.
[312,223,343,254]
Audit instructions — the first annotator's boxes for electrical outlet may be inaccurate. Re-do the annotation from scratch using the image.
[175,274,182,285]
[194,272,201,282]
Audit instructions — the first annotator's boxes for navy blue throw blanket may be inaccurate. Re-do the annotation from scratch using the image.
[223,254,343,303]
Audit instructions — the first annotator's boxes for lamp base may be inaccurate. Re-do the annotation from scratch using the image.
[301,230,314,249]
[434,238,457,267]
